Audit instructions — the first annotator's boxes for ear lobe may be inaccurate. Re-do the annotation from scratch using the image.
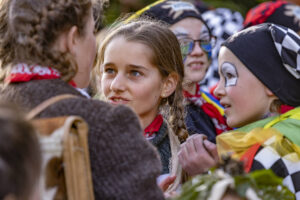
[161,72,179,98]
[265,86,275,97]
[66,26,79,55]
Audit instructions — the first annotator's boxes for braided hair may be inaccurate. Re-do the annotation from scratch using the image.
[98,19,189,143]
[0,0,94,82]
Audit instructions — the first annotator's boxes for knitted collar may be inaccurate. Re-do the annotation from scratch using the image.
[184,84,232,134]
[5,63,76,87]
[144,114,163,140]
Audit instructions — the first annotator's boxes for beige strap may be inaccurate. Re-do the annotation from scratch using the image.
[26,94,77,120]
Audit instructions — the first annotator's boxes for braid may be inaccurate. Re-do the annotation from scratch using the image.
[0,0,92,82]
[167,87,189,143]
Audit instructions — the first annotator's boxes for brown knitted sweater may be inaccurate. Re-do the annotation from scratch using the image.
[0,79,164,200]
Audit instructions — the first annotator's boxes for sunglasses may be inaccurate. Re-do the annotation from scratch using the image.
[177,36,216,58]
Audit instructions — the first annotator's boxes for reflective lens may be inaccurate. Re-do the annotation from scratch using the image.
[178,38,215,57]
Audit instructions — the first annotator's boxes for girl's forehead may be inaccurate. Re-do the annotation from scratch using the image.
[170,19,208,39]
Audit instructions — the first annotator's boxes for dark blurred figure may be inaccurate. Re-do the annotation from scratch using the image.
[0,102,41,200]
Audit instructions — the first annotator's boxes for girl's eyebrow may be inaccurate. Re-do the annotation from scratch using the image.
[103,62,149,71]
[128,64,149,71]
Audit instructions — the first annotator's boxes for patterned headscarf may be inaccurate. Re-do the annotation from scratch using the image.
[244,0,300,34]
[223,23,300,107]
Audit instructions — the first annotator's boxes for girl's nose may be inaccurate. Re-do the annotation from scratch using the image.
[110,73,126,92]
[213,80,226,99]
[189,41,205,57]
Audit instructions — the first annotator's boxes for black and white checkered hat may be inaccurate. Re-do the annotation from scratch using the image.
[222,23,300,107]
[270,24,300,79]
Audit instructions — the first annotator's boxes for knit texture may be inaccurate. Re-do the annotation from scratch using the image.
[149,120,171,174]
[0,79,164,200]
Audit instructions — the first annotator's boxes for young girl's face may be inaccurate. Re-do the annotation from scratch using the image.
[101,36,165,127]
[214,47,274,128]
[170,17,210,84]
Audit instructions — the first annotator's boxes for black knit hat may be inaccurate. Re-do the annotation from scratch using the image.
[127,0,208,29]
[222,23,300,107]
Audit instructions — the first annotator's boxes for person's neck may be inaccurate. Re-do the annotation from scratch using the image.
[183,81,197,95]
[73,74,89,89]
[140,112,159,130]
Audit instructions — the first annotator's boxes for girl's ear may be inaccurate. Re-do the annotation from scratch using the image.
[265,86,275,97]
[66,26,79,55]
[161,72,179,98]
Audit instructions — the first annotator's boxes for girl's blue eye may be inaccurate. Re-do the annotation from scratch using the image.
[130,70,142,77]
[104,68,115,74]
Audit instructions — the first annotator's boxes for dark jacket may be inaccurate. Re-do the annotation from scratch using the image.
[0,79,164,200]
[185,102,217,143]
[149,120,171,174]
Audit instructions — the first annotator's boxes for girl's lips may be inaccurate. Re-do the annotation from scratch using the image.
[188,62,205,70]
[108,97,129,105]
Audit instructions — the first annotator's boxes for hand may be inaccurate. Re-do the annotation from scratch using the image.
[178,134,219,176]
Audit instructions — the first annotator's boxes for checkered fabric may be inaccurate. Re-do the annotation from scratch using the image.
[200,8,244,92]
[270,24,300,79]
[251,137,300,199]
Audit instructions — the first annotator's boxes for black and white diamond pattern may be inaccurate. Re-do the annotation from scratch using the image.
[200,8,244,92]
[251,144,300,199]
[270,24,300,79]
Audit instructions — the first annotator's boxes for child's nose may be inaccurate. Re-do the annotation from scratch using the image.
[110,74,126,92]
[189,41,205,56]
[213,81,226,98]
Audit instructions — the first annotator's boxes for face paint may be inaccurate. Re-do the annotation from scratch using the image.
[221,62,238,87]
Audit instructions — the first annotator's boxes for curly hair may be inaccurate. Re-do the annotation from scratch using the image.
[0,0,95,82]
[98,19,189,143]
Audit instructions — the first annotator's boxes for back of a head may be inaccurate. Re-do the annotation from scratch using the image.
[0,102,41,200]
[223,23,300,108]
[0,0,93,82]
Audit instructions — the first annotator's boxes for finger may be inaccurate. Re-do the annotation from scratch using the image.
[203,140,219,162]
[186,134,206,154]
[159,175,176,191]
[192,134,207,154]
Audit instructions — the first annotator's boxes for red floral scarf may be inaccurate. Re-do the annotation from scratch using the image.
[5,63,76,87]
[184,84,231,135]
[144,114,163,140]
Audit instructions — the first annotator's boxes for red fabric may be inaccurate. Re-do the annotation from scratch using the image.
[144,114,163,139]
[241,143,261,173]
[280,105,294,114]
[184,84,231,135]
[244,0,287,27]
[5,63,77,87]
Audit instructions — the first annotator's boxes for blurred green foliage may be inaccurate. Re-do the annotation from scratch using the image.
[102,0,269,26]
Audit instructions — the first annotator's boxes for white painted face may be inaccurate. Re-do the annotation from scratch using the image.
[214,47,276,128]
[221,62,238,87]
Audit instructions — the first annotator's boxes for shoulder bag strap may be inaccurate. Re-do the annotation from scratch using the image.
[26,94,78,120]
